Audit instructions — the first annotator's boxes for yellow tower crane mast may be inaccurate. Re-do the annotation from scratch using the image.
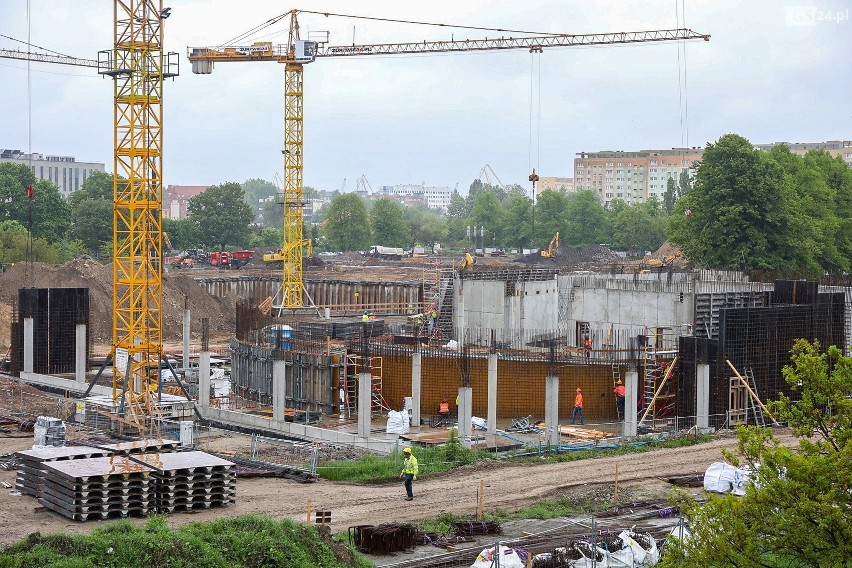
[188,10,710,310]
[98,0,178,408]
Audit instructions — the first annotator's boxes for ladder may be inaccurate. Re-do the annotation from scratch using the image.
[642,332,658,418]
[744,368,766,427]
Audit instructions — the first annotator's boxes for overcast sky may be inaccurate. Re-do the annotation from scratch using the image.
[1,0,849,193]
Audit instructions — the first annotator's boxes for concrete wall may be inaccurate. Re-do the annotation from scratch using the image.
[455,277,558,336]
[195,275,421,314]
[558,274,694,345]
[200,407,397,453]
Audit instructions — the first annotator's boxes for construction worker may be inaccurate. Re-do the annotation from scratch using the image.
[584,334,592,359]
[399,447,419,500]
[428,308,438,333]
[571,388,584,425]
[614,379,626,417]
[438,398,450,424]
[362,311,370,323]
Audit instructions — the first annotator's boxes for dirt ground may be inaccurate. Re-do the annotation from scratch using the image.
[0,430,796,548]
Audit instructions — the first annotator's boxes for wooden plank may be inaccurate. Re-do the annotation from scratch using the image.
[553,425,610,440]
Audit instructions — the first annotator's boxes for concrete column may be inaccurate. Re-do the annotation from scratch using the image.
[457,386,473,444]
[198,351,211,409]
[544,375,560,447]
[357,372,372,439]
[454,281,465,340]
[411,351,422,429]
[182,308,191,370]
[23,317,33,374]
[624,366,639,437]
[75,324,86,383]
[696,363,710,431]
[487,353,498,434]
[272,358,286,422]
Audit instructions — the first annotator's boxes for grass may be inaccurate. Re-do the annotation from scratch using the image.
[317,429,491,481]
[318,431,715,482]
[0,515,369,568]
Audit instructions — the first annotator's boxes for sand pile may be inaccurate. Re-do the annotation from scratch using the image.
[0,257,237,347]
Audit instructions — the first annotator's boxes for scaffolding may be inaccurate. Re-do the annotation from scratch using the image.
[345,354,388,417]
[641,327,678,422]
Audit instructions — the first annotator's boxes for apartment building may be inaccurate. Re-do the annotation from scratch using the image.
[164,185,208,219]
[575,139,851,208]
[574,148,702,207]
[536,176,575,195]
[0,149,105,198]
[752,140,852,167]
[377,183,453,211]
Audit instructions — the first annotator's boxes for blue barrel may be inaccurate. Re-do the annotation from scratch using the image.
[266,325,293,350]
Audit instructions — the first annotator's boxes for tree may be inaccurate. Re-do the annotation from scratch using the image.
[769,146,846,273]
[564,190,605,246]
[446,189,469,220]
[68,171,115,254]
[663,177,677,213]
[322,193,371,251]
[534,190,570,247]
[260,199,283,230]
[247,227,282,248]
[469,190,504,247]
[403,205,447,248]
[187,182,254,249]
[241,178,277,215]
[0,163,70,243]
[667,134,793,270]
[608,200,667,252]
[0,220,60,263]
[503,194,533,250]
[662,339,852,567]
[162,217,200,251]
[370,198,410,248]
[678,169,692,197]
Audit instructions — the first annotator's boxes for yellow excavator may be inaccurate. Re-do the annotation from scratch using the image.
[647,252,681,268]
[540,232,560,258]
[457,252,476,271]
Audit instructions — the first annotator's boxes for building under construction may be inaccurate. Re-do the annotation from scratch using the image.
[9,258,850,447]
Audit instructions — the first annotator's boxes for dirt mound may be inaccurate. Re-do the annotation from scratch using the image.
[0,257,237,347]
[519,243,621,268]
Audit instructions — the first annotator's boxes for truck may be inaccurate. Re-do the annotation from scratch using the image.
[369,245,405,260]
[210,250,254,269]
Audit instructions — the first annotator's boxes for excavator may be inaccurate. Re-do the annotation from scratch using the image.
[646,252,681,268]
[540,232,560,258]
[457,252,476,271]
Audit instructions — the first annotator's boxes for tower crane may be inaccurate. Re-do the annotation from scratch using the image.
[187,10,710,309]
[0,0,180,414]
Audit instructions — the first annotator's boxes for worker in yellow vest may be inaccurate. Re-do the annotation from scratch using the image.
[399,447,419,501]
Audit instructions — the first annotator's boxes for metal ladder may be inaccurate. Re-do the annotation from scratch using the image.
[643,333,658,418]
[744,368,766,427]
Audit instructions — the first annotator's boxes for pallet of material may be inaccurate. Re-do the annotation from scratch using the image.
[552,425,611,440]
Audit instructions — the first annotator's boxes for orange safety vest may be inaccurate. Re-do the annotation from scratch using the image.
[614,385,626,397]
[439,401,450,413]
[574,393,583,408]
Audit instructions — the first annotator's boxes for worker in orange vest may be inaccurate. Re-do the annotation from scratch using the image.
[613,379,626,417]
[571,388,584,425]
[438,398,450,423]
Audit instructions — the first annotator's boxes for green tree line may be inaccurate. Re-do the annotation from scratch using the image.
[4,132,851,267]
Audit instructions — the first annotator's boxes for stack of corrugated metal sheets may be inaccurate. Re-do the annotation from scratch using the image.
[39,456,154,521]
[133,451,236,513]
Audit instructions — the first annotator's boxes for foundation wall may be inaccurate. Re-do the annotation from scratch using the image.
[380,352,620,422]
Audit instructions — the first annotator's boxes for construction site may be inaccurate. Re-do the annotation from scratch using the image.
[0,2,846,567]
